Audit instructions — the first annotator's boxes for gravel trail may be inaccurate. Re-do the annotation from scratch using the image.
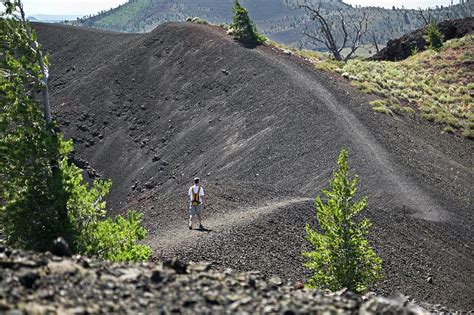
[151,198,313,251]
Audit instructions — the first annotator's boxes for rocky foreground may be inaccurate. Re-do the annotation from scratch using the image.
[0,246,444,314]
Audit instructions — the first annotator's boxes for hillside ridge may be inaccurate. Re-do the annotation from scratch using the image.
[34,22,473,310]
[74,0,473,50]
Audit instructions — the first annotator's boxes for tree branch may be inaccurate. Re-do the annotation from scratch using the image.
[300,3,343,61]
[417,8,430,26]
[372,32,379,54]
[18,0,51,124]
[337,9,348,53]
[343,10,368,62]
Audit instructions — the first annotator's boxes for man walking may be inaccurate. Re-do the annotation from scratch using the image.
[188,177,206,230]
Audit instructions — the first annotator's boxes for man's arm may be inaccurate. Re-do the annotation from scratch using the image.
[186,187,191,210]
[201,187,206,208]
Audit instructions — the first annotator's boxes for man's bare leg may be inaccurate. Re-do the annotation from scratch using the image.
[197,213,202,229]
[189,215,193,229]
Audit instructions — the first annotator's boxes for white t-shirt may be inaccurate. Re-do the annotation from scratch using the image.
[188,185,205,204]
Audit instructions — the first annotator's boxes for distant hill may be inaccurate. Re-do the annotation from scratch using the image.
[29,14,80,23]
[74,0,474,49]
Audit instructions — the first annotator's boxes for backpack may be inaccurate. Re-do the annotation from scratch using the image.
[191,186,201,206]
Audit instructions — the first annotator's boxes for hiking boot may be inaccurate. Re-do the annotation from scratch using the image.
[188,224,192,230]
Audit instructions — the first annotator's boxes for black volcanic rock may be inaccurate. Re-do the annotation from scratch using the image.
[0,248,439,314]
[50,237,72,257]
[370,17,474,61]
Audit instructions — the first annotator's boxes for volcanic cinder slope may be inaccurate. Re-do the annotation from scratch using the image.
[34,22,473,310]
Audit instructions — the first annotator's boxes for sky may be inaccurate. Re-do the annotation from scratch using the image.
[23,0,128,16]
[23,0,456,16]
[343,0,455,9]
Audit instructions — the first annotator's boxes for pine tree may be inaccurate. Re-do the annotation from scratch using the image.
[424,22,444,51]
[303,149,382,294]
[228,0,266,45]
[0,0,151,262]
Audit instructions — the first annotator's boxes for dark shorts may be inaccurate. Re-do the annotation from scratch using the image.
[189,204,202,216]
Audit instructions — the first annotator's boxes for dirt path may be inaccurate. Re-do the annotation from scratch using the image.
[259,52,451,223]
[149,197,313,253]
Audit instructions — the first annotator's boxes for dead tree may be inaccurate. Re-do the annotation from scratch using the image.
[417,8,433,27]
[300,3,368,62]
[371,32,380,54]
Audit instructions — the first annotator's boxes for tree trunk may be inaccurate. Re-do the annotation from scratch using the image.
[19,1,51,124]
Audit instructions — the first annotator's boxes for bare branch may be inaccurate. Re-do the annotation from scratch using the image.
[343,10,368,62]
[300,3,370,62]
[302,23,323,44]
[337,9,348,53]
[372,32,380,54]
[417,8,431,26]
[300,3,343,61]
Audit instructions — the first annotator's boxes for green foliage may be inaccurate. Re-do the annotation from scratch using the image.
[443,125,454,133]
[93,0,151,32]
[303,150,383,294]
[461,128,474,139]
[0,4,69,251]
[370,100,393,115]
[401,106,416,115]
[77,210,152,262]
[0,1,151,262]
[424,22,444,51]
[228,0,266,45]
[316,58,345,73]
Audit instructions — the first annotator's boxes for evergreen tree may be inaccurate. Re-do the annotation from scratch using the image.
[228,0,266,45]
[303,149,382,294]
[0,0,151,262]
[424,22,444,51]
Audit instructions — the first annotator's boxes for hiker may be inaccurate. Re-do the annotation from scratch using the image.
[188,177,206,230]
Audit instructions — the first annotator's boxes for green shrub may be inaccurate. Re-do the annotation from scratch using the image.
[0,85,73,251]
[303,149,383,294]
[461,129,474,139]
[401,106,416,115]
[78,210,152,262]
[228,0,266,45]
[0,1,151,262]
[315,59,344,72]
[443,126,454,133]
[369,99,387,108]
[424,22,444,51]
